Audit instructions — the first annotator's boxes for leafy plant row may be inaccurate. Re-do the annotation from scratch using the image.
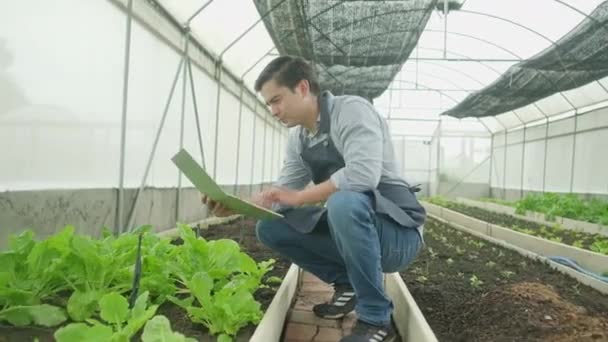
[426,196,608,257]
[0,224,276,341]
[480,193,608,226]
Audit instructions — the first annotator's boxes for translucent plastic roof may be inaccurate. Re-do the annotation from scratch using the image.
[156,0,608,134]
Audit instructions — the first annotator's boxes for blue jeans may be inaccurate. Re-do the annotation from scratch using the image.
[256,190,422,326]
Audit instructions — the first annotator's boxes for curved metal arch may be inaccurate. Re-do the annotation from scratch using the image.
[423,29,522,59]
[323,24,529,80]
[411,46,538,126]
[337,74,467,105]
[415,47,506,75]
[457,9,579,87]
[310,7,433,43]
[388,79,461,104]
[551,0,608,30]
[404,60,487,87]
[458,10,560,47]
[337,29,418,48]
[237,1,590,115]
[394,70,473,94]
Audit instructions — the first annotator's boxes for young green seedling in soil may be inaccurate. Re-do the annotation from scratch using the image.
[469,275,483,288]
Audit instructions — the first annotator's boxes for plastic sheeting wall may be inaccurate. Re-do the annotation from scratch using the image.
[435,135,491,198]
[0,0,285,192]
[490,106,608,200]
[392,137,431,196]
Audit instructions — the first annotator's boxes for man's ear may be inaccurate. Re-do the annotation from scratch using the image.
[297,79,310,97]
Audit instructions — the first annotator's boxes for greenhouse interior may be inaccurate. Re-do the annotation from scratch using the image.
[1,0,608,341]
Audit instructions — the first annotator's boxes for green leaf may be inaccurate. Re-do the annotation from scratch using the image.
[265,276,283,285]
[131,291,150,319]
[188,272,213,308]
[28,304,68,327]
[166,296,194,310]
[0,304,67,327]
[207,240,242,276]
[99,292,129,325]
[141,315,197,342]
[218,334,233,342]
[123,305,158,338]
[8,230,36,254]
[101,227,114,239]
[54,323,113,342]
[0,306,30,326]
[67,290,101,321]
[132,225,153,235]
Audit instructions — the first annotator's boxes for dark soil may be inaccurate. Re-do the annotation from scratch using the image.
[0,218,290,342]
[401,218,608,342]
[443,201,607,253]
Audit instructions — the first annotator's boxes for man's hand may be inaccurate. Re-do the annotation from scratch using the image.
[262,187,303,207]
[201,195,236,217]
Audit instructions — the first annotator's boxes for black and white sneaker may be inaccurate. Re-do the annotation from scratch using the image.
[312,284,357,319]
[341,320,396,342]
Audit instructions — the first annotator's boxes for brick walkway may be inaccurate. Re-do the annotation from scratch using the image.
[282,271,358,342]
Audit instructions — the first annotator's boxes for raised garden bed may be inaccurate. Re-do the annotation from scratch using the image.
[460,197,608,237]
[428,197,608,256]
[401,217,608,341]
[160,217,291,341]
[0,217,290,342]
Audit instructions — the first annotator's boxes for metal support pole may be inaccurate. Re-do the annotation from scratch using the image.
[541,115,550,193]
[488,133,494,198]
[436,119,442,195]
[387,86,393,128]
[569,111,578,193]
[176,36,189,223]
[117,0,133,235]
[415,45,419,88]
[401,139,406,178]
[443,0,448,59]
[249,104,258,196]
[427,136,432,196]
[233,84,245,196]
[502,131,507,200]
[260,118,268,191]
[187,60,207,169]
[212,61,222,179]
[512,112,526,200]
[127,59,184,231]
[186,0,214,24]
[269,122,276,184]
[444,154,493,197]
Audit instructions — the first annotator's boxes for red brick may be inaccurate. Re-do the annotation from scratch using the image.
[294,291,333,312]
[301,281,334,293]
[302,272,324,284]
[314,327,343,341]
[341,312,358,335]
[284,322,317,341]
[289,309,341,328]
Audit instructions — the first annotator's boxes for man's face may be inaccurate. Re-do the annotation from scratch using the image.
[260,79,308,128]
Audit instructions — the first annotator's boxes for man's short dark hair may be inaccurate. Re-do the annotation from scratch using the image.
[254,56,320,95]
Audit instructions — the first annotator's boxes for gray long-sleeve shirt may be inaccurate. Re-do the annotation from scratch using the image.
[274,94,413,198]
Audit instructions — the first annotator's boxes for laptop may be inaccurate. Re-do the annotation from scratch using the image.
[171,148,283,220]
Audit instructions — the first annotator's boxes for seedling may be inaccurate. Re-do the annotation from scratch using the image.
[469,275,483,288]
[416,275,428,283]
[500,270,515,278]
[549,236,563,243]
